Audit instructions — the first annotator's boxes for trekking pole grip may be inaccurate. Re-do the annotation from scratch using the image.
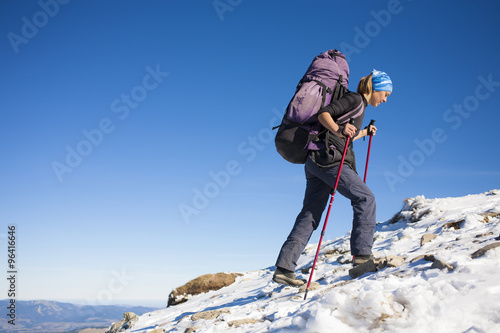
[363,119,375,183]
[347,118,355,139]
[368,119,376,135]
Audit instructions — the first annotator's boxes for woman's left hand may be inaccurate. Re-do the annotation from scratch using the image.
[367,125,377,136]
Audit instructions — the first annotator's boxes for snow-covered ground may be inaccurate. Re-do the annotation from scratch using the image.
[119,190,500,332]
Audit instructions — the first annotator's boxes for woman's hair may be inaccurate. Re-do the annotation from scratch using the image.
[357,74,373,97]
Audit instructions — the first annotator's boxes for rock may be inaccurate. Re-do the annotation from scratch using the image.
[376,259,388,270]
[323,248,349,259]
[481,211,500,223]
[228,318,263,327]
[389,198,432,224]
[410,255,425,263]
[388,212,403,224]
[298,282,320,293]
[443,220,463,230]
[471,242,500,259]
[301,266,313,274]
[475,232,494,238]
[123,312,138,323]
[168,272,242,307]
[191,309,230,321]
[148,329,165,333]
[386,255,405,267]
[337,254,353,264]
[410,254,436,263]
[347,255,404,279]
[106,321,123,333]
[431,259,455,271]
[420,234,438,246]
[106,312,139,333]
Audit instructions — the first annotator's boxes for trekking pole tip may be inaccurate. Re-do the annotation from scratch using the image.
[304,289,309,300]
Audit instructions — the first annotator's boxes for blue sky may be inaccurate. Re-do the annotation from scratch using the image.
[1,0,499,307]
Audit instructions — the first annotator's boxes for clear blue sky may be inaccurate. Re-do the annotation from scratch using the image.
[1,0,499,307]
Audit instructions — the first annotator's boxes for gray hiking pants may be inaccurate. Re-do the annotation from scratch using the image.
[275,157,376,272]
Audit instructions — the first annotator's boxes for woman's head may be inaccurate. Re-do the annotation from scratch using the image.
[357,69,392,107]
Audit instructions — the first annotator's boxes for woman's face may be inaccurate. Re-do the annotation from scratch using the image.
[370,90,391,107]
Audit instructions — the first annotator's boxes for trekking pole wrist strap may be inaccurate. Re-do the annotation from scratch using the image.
[338,125,345,136]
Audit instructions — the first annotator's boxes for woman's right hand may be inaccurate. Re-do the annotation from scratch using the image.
[342,123,357,138]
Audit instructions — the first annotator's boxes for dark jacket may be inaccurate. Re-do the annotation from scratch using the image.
[310,92,368,172]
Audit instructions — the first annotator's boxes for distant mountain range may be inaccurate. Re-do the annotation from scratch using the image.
[0,299,158,332]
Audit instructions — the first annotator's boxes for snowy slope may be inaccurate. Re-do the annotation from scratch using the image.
[120,190,500,333]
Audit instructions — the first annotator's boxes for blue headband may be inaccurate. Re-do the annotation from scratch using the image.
[372,69,393,92]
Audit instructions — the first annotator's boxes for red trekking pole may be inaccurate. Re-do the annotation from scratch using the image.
[304,119,355,300]
[363,119,376,183]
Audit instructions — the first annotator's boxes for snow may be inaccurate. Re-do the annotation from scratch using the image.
[121,190,500,332]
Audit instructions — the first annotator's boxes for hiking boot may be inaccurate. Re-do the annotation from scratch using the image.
[353,254,375,267]
[273,267,306,287]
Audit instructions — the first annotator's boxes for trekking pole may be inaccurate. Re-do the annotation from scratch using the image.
[304,119,355,301]
[363,119,376,183]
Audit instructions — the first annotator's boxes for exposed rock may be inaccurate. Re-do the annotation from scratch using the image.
[323,248,349,259]
[389,198,432,224]
[124,312,138,322]
[420,234,438,246]
[337,254,353,264]
[185,327,198,333]
[471,242,500,259]
[298,282,320,293]
[388,212,404,224]
[431,260,455,271]
[481,211,500,223]
[386,255,405,267]
[416,209,432,221]
[191,309,230,321]
[168,272,242,307]
[443,220,463,230]
[410,254,436,263]
[106,312,139,333]
[228,318,263,327]
[347,255,405,279]
[475,232,494,238]
[148,329,165,333]
[301,266,313,274]
[107,321,122,333]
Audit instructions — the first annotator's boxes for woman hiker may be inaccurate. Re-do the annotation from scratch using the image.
[273,70,393,286]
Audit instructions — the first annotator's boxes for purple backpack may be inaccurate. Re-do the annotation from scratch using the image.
[274,49,350,164]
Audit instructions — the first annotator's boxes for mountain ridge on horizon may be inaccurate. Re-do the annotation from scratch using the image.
[0,299,158,332]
